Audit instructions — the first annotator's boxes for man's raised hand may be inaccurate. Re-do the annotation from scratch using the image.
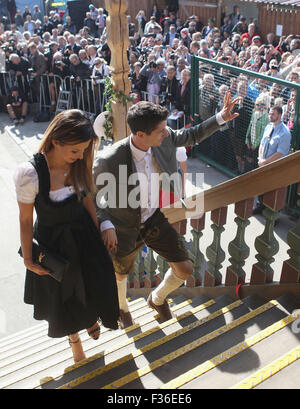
[220,90,240,122]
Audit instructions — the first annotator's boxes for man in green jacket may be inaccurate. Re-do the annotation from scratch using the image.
[94,92,239,329]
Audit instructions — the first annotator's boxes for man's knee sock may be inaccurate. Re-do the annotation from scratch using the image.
[151,269,185,306]
[116,276,129,313]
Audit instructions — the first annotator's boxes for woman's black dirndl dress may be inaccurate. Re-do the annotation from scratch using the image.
[24,153,119,338]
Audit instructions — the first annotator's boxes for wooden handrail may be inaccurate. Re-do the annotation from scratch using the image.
[162,150,300,224]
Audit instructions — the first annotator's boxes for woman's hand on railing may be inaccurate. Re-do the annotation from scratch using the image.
[220,91,240,122]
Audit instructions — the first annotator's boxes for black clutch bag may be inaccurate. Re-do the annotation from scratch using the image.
[18,241,69,282]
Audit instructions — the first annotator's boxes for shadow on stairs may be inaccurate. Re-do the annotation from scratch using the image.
[0,293,300,389]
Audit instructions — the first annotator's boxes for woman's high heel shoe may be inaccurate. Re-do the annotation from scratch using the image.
[87,321,100,340]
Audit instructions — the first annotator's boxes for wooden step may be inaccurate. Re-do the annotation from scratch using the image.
[1,292,299,389]
[160,295,300,389]
[57,295,263,389]
[1,295,190,389]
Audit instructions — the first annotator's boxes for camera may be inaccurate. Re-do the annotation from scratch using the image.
[160,91,173,105]
[55,60,62,66]
[149,61,158,69]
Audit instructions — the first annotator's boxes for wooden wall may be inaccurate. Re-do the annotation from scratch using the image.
[93,0,300,39]
[178,0,218,25]
[258,4,300,39]
[94,0,218,26]
[95,0,155,25]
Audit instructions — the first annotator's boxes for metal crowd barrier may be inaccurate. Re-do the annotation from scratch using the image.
[0,71,108,118]
[141,90,187,130]
[39,74,108,117]
[0,71,34,102]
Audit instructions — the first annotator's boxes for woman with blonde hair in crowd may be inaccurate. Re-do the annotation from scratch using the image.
[14,110,119,363]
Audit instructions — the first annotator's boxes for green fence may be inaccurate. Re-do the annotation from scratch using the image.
[190,55,300,215]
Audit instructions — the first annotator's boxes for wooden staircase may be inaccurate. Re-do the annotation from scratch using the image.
[0,293,299,389]
[2,151,300,389]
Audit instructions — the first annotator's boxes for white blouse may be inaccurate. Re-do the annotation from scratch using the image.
[13,161,75,204]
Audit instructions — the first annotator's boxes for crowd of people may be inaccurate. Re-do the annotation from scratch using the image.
[0,3,299,172]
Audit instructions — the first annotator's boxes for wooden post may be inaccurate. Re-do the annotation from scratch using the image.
[250,188,286,284]
[204,206,228,286]
[225,198,253,286]
[105,0,131,142]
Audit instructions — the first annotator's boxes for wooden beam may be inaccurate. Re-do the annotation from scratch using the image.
[161,150,300,224]
[179,0,217,8]
[105,0,131,142]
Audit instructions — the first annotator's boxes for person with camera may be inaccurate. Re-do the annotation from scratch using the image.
[130,61,147,103]
[7,53,31,97]
[69,53,92,83]
[64,35,82,58]
[51,52,70,78]
[6,85,28,125]
[28,42,47,102]
[44,41,59,73]
[160,64,179,110]
[140,59,162,103]
[171,67,191,129]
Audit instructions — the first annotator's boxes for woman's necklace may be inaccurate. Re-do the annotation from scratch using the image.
[63,168,69,177]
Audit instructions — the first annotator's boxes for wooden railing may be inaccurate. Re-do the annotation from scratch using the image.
[129,151,300,290]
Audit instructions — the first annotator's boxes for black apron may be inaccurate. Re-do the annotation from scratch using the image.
[24,153,119,337]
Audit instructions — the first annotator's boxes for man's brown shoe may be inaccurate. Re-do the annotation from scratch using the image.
[147,293,175,323]
[118,310,135,329]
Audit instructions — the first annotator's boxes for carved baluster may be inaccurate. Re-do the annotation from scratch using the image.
[225,198,254,286]
[189,215,206,286]
[105,0,131,142]
[143,248,158,288]
[172,220,189,286]
[133,249,144,288]
[127,272,134,289]
[280,184,300,283]
[250,188,286,284]
[156,254,169,286]
[204,207,228,286]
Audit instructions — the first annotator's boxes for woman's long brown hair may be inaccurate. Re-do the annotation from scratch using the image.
[38,109,99,198]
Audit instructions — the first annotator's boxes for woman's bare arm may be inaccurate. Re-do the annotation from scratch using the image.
[83,193,99,229]
[18,202,49,276]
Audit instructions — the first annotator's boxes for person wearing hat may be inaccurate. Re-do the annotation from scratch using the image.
[6,86,28,125]
[89,4,98,20]
[252,35,262,46]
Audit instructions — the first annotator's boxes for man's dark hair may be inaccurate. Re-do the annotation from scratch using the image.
[127,102,169,134]
[271,105,283,116]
